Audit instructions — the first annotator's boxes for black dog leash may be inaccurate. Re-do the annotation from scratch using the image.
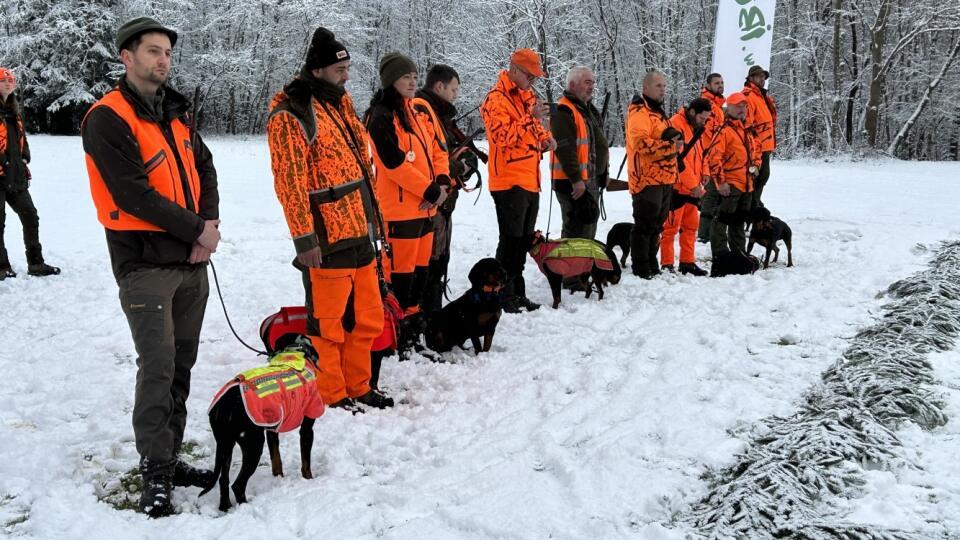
[209,259,268,356]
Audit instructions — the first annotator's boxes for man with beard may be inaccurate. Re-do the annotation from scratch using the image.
[267,28,390,412]
[81,17,220,517]
[742,65,777,209]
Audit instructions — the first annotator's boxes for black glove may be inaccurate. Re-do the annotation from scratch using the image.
[435,174,452,187]
[660,127,682,142]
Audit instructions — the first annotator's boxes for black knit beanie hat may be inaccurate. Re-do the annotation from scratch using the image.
[306,27,350,71]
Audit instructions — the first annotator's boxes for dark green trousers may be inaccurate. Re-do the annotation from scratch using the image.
[119,266,209,464]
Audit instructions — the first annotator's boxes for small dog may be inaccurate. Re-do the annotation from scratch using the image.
[529,233,622,309]
[710,250,761,277]
[605,222,633,267]
[424,258,506,354]
[748,207,793,269]
[200,336,324,512]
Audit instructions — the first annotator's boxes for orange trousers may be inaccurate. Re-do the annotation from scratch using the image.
[660,202,700,266]
[383,218,434,312]
[305,259,383,404]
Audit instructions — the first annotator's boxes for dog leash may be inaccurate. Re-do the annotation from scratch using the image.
[209,259,269,356]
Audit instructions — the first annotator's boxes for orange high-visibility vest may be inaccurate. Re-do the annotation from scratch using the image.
[550,95,590,182]
[84,89,200,231]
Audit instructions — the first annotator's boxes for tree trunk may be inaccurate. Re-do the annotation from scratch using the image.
[865,0,892,148]
[886,33,960,156]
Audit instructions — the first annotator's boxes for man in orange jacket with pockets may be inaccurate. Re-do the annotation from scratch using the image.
[707,91,762,256]
[742,65,777,209]
[661,98,713,276]
[481,48,556,313]
[625,71,681,279]
[267,27,390,413]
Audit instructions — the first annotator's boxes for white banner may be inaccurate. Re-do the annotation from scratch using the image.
[711,0,777,97]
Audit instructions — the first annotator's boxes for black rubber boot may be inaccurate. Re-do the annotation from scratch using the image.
[679,262,708,276]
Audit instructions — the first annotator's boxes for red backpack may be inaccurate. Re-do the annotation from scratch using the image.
[259,294,402,355]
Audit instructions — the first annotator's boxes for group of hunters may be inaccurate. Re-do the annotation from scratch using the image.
[0,18,778,517]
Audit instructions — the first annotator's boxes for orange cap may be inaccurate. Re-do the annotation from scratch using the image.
[510,48,545,78]
[726,92,747,106]
[0,68,15,84]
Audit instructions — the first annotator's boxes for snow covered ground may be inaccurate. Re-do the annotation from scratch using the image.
[1,136,959,538]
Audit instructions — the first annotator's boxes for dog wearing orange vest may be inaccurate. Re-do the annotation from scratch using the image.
[200,336,324,512]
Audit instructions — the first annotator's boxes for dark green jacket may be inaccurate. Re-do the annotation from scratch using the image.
[551,91,609,194]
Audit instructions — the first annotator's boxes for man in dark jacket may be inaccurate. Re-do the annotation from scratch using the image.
[550,66,609,240]
[413,64,488,312]
[81,18,220,518]
[0,67,59,279]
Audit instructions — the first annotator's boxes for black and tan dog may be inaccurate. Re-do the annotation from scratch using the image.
[605,222,633,267]
[200,336,324,512]
[710,250,761,277]
[529,233,622,309]
[424,258,507,354]
[747,207,793,269]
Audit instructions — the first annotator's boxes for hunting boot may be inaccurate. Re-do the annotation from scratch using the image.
[631,234,653,279]
[514,275,540,312]
[173,459,215,489]
[499,274,524,313]
[355,388,395,409]
[0,248,14,280]
[661,264,675,273]
[678,262,708,276]
[25,246,60,277]
[139,458,175,518]
[329,397,365,415]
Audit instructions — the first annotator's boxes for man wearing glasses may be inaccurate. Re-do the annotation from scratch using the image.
[480,48,556,313]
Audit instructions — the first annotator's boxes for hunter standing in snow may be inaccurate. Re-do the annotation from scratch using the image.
[365,53,449,357]
[697,73,726,244]
[550,66,609,242]
[414,64,484,314]
[0,67,60,280]
[660,98,713,276]
[742,65,777,209]
[625,70,681,279]
[81,17,220,517]
[267,27,390,412]
[481,48,556,313]
[707,91,762,256]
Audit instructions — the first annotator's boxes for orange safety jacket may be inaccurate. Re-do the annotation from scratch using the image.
[708,118,762,193]
[700,88,726,148]
[550,95,590,182]
[481,70,550,192]
[669,108,707,196]
[369,98,450,222]
[625,95,678,194]
[743,81,777,153]
[267,83,378,256]
[0,106,28,179]
[85,90,200,231]
[209,351,325,433]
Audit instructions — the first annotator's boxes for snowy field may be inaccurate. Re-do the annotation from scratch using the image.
[1,135,959,538]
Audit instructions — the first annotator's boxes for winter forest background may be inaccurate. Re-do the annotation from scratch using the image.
[2,0,959,160]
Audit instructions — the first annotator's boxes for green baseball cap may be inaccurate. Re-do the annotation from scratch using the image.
[116,17,178,52]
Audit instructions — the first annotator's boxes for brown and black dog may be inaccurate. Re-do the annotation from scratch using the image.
[747,207,793,269]
[529,233,622,309]
[424,258,507,354]
[605,222,633,267]
[200,336,323,512]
